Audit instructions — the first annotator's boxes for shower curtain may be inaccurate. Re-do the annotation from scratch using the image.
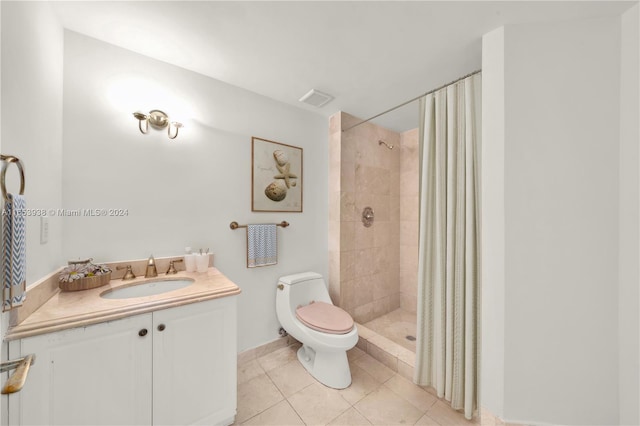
[414,73,481,420]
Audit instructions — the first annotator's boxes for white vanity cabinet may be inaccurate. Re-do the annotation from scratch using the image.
[152,297,237,425]
[9,313,153,425]
[6,296,237,426]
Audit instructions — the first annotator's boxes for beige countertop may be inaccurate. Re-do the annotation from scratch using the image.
[6,267,241,341]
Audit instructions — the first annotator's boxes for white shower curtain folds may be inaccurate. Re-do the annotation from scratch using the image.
[414,73,481,420]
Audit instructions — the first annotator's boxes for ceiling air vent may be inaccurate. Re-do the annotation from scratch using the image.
[299,89,334,108]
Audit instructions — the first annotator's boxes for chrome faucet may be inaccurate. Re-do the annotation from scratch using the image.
[145,255,158,278]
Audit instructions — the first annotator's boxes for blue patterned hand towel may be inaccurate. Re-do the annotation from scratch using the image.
[3,194,26,311]
[247,224,277,268]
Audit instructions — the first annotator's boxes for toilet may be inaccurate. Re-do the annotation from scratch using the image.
[276,272,358,389]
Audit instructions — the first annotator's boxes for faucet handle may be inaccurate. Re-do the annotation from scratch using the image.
[166,259,184,275]
[116,265,136,280]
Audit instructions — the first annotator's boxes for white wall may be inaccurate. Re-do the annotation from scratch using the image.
[62,31,328,352]
[480,25,506,420]
[482,16,624,425]
[619,4,640,424]
[1,2,64,286]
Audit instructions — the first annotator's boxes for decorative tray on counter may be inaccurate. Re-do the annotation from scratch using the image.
[59,259,112,292]
[59,272,111,292]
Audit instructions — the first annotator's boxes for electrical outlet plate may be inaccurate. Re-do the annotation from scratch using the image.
[40,216,49,244]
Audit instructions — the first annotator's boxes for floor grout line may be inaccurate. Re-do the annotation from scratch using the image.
[282,398,306,425]
[322,404,355,426]
[351,403,373,426]
[254,372,288,422]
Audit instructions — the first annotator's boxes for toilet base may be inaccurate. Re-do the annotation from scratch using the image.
[297,345,352,389]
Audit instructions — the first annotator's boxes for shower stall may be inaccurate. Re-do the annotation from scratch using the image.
[330,73,481,419]
[328,111,419,354]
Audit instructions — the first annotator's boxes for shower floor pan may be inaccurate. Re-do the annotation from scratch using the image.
[363,308,417,353]
[354,308,418,382]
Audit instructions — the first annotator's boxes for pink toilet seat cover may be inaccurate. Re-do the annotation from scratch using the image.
[295,301,354,335]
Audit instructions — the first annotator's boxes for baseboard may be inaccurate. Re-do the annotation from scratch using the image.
[237,335,300,364]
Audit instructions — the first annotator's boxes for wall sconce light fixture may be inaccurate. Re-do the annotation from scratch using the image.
[133,110,183,139]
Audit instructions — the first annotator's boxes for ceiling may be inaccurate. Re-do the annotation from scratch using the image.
[51,1,635,132]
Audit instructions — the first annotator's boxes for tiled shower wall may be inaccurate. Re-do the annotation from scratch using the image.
[329,112,401,323]
[399,129,419,313]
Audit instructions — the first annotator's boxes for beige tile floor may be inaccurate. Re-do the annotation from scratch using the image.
[364,308,418,353]
[236,344,479,425]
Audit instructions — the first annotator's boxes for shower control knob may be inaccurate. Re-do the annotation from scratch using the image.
[138,328,148,337]
[362,207,375,227]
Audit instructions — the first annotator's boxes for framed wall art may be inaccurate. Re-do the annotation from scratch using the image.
[251,137,303,212]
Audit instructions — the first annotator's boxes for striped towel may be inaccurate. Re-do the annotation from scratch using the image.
[3,194,26,311]
[247,224,277,268]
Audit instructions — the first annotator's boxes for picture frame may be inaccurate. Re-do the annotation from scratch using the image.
[251,137,303,212]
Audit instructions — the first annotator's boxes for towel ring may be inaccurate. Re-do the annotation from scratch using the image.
[0,156,25,202]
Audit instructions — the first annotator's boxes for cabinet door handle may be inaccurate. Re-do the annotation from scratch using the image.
[138,328,148,337]
[1,354,34,394]
[157,324,166,332]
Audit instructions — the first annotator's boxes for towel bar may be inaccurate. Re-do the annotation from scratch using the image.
[0,155,25,202]
[230,221,289,230]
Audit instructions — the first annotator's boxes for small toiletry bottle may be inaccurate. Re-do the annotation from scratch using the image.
[184,247,196,272]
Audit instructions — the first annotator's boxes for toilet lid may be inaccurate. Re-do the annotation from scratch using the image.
[295,301,354,335]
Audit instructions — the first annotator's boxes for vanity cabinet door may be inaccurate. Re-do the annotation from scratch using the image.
[152,296,237,425]
[9,313,153,426]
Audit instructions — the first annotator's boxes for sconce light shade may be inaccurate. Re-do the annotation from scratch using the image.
[133,110,183,139]
[133,112,150,134]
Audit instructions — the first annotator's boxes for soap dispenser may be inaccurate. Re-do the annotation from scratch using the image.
[145,255,158,278]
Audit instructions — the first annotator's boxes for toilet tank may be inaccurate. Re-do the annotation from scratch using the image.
[278,272,333,308]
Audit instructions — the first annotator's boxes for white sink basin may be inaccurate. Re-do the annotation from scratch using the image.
[101,278,195,300]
